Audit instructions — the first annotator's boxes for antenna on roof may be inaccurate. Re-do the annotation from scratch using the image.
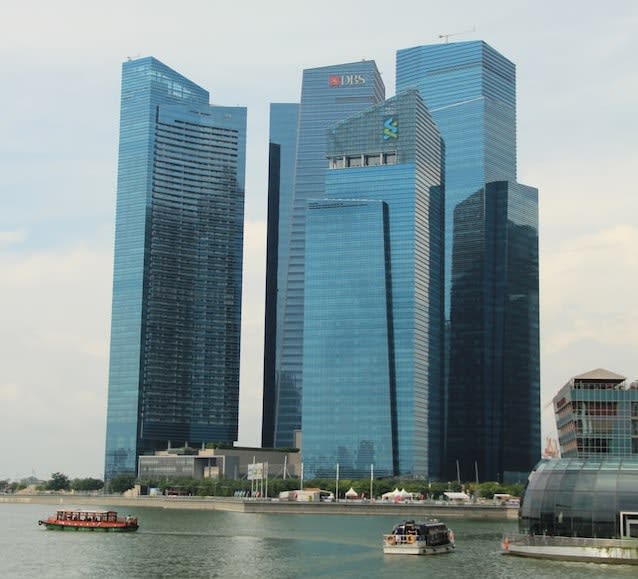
[438,26,476,43]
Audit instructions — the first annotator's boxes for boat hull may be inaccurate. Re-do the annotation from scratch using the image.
[383,543,454,555]
[39,521,138,532]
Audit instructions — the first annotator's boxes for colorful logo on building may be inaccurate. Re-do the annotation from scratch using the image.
[329,74,366,87]
[383,117,398,140]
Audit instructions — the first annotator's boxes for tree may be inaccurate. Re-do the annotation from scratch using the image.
[46,472,71,491]
[71,477,104,492]
[109,474,136,494]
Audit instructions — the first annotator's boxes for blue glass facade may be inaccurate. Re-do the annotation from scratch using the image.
[262,104,299,448]
[303,200,395,478]
[269,62,385,448]
[302,90,444,478]
[397,41,540,482]
[104,57,246,480]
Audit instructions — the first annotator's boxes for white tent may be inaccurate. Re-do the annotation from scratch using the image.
[381,488,401,500]
[381,488,412,501]
[345,487,358,498]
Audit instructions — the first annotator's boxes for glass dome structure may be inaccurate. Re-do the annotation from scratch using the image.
[519,458,638,539]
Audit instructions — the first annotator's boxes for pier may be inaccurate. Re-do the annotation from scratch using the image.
[1,494,517,519]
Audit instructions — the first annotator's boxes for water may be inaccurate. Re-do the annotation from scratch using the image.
[2,503,636,578]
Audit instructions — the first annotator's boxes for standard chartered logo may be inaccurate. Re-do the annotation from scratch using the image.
[383,117,398,140]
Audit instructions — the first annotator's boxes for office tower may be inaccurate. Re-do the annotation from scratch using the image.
[397,41,540,482]
[104,57,247,480]
[262,104,299,448]
[302,90,444,479]
[265,62,385,449]
[554,369,638,457]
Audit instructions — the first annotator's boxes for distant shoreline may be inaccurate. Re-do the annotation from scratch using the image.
[1,494,517,520]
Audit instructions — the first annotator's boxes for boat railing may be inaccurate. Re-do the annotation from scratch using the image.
[384,533,423,545]
[507,532,637,548]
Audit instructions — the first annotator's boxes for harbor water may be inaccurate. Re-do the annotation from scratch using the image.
[2,503,636,578]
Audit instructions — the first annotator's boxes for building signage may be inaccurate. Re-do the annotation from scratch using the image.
[383,117,398,140]
[329,74,366,87]
[247,462,265,480]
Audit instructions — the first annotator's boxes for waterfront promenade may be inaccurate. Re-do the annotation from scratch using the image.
[1,493,517,520]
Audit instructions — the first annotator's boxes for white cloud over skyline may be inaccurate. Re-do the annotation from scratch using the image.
[1,0,636,480]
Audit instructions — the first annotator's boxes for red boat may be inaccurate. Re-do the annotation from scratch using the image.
[38,509,139,532]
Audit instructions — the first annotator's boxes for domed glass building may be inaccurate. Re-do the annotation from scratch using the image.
[519,458,638,539]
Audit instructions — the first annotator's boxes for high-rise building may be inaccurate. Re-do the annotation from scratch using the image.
[554,369,638,458]
[104,57,247,480]
[262,104,299,449]
[396,40,540,482]
[301,90,444,479]
[264,61,385,449]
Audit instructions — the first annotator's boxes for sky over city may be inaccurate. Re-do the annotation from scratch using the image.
[1,0,636,480]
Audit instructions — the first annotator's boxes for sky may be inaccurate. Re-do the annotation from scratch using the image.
[1,0,636,481]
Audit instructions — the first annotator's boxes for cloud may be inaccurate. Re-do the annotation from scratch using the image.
[0,383,19,402]
[0,242,112,479]
[238,219,267,447]
[541,224,638,351]
[540,223,638,436]
[0,229,27,248]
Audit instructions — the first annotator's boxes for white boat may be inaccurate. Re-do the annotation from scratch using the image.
[383,519,455,555]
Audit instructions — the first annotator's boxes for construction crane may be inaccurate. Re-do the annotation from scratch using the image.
[438,26,476,43]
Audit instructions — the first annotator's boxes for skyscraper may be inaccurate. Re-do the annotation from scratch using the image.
[104,57,247,480]
[262,104,299,449]
[301,90,444,478]
[264,61,385,449]
[396,41,540,482]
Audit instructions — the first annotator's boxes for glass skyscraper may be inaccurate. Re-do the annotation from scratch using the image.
[302,90,444,479]
[265,61,385,449]
[396,41,540,482]
[262,103,299,448]
[104,57,247,480]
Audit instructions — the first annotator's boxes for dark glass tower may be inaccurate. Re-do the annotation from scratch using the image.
[265,62,385,449]
[262,104,299,448]
[302,90,444,478]
[104,57,247,480]
[396,41,540,482]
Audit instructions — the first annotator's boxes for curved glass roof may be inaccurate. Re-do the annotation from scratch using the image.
[519,458,638,538]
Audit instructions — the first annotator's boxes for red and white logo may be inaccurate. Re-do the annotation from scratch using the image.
[328,74,366,87]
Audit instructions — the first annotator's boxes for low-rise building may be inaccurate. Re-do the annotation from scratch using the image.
[137,446,300,481]
[553,368,638,458]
